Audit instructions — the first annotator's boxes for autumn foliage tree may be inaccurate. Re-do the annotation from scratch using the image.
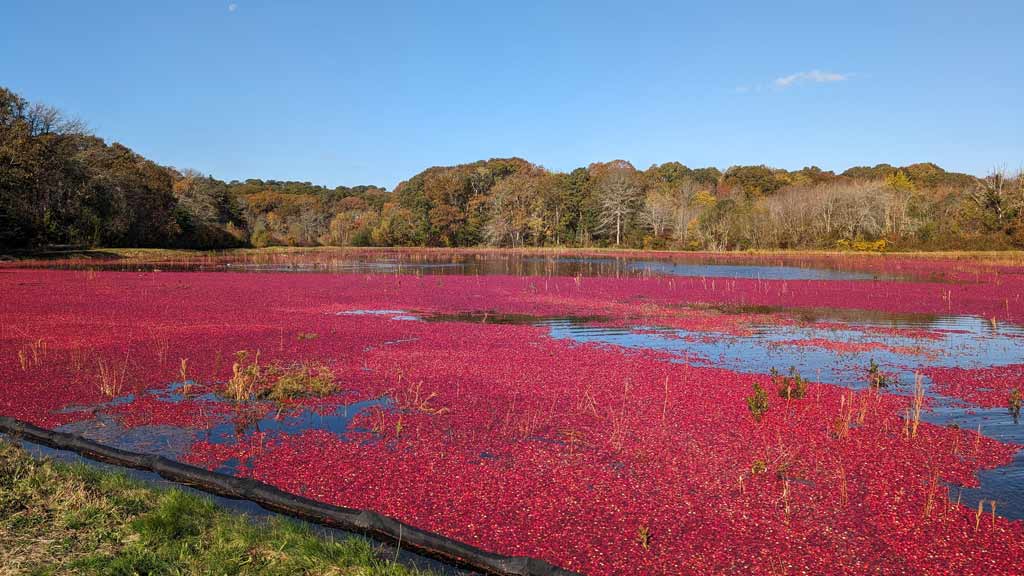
[2,85,1020,252]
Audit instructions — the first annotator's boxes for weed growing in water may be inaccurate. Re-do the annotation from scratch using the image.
[922,468,940,518]
[96,353,130,398]
[837,465,848,507]
[773,366,808,400]
[179,358,191,394]
[263,361,336,402]
[867,359,891,389]
[16,338,47,370]
[1009,388,1022,421]
[907,373,925,439]
[223,350,336,402]
[746,382,769,422]
[398,379,449,415]
[30,338,46,365]
[225,350,262,402]
[636,525,651,551]
[750,459,767,475]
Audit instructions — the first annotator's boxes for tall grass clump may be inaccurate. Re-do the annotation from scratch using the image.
[225,350,263,402]
[17,338,47,370]
[906,373,925,439]
[97,352,130,398]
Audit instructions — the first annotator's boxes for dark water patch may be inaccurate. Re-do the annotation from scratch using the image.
[698,303,939,326]
[150,380,221,403]
[53,381,395,476]
[618,259,886,281]
[21,252,902,281]
[425,310,610,326]
[547,315,1024,386]
[924,401,1024,519]
[338,308,613,329]
[205,396,391,447]
[949,452,1024,521]
[58,416,198,461]
[58,393,136,414]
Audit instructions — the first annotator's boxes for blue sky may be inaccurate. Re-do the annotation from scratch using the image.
[3,1,1021,188]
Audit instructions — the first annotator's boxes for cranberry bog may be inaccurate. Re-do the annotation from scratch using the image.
[2,249,1024,575]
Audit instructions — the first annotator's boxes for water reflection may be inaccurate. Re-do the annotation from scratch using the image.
[56,383,390,475]
[31,251,899,281]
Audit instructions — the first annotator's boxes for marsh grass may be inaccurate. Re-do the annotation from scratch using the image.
[837,464,848,507]
[867,359,891,389]
[395,378,449,415]
[179,358,192,395]
[636,525,651,551]
[832,394,852,440]
[224,351,337,403]
[264,361,336,402]
[97,352,130,398]
[0,440,430,575]
[772,366,808,400]
[907,373,925,439]
[16,338,47,370]
[922,468,940,518]
[225,350,263,401]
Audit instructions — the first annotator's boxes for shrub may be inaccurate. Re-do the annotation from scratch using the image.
[746,383,770,422]
[836,238,889,252]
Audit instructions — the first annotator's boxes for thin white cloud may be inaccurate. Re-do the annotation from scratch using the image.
[773,70,849,88]
[228,3,238,12]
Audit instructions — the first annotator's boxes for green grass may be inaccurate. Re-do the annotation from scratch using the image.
[0,439,431,575]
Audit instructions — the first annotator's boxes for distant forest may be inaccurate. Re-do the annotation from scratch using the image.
[3,86,1022,252]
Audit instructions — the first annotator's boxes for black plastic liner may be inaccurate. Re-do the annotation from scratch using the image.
[0,416,581,576]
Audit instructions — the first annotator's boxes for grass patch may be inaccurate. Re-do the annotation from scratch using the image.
[224,351,337,403]
[0,439,430,575]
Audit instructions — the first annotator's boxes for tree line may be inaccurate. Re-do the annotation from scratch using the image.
[2,86,1021,252]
